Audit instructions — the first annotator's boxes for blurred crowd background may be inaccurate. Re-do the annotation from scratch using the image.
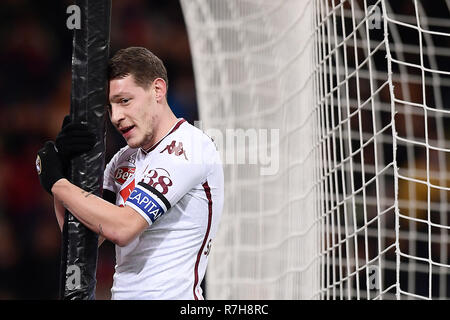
[0,0,198,299]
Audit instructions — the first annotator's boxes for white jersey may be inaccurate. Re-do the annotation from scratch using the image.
[103,119,224,300]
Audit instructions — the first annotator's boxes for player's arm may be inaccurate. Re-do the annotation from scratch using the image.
[51,115,114,247]
[98,189,117,247]
[54,194,112,247]
[51,178,148,247]
[54,196,65,231]
[37,140,148,247]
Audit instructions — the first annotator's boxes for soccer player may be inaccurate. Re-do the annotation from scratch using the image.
[35,47,224,300]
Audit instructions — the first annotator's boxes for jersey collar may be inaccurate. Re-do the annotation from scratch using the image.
[140,118,186,154]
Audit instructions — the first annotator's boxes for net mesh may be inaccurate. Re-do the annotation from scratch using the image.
[180,0,450,299]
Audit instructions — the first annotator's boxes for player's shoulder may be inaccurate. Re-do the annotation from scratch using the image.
[175,119,217,149]
[157,119,220,167]
[178,120,222,168]
[108,144,138,166]
[104,145,138,189]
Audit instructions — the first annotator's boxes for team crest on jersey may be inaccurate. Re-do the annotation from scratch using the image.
[160,140,188,160]
[126,153,136,165]
[114,167,135,185]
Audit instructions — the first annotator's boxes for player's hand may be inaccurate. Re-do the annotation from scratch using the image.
[36,141,65,194]
[55,115,96,166]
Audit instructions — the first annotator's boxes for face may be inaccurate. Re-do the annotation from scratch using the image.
[108,75,161,149]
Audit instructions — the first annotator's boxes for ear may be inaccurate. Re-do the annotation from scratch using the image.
[153,78,167,103]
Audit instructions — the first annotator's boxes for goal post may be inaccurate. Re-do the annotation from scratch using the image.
[180,0,450,300]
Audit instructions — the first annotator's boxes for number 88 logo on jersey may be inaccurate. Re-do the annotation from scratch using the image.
[141,167,173,195]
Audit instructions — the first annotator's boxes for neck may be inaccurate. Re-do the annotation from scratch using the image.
[142,107,178,151]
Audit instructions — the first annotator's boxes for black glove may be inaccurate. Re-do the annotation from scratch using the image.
[36,141,65,194]
[55,115,96,169]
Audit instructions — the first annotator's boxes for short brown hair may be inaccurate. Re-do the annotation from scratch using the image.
[108,47,168,89]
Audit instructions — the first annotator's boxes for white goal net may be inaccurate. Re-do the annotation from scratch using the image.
[180,0,450,299]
